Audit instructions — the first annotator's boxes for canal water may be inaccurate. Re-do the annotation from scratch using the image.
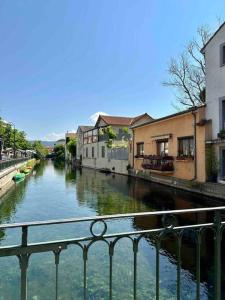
[0,161,224,300]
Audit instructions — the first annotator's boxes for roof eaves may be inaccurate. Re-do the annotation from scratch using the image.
[131,107,200,129]
[201,21,225,53]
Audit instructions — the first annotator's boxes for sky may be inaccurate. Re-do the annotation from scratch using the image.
[0,1,225,141]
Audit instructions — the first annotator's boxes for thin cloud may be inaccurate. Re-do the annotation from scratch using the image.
[90,111,109,124]
[42,132,65,141]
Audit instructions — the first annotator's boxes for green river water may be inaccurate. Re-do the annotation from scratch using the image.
[0,161,224,300]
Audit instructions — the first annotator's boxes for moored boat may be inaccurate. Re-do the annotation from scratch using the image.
[13,173,26,183]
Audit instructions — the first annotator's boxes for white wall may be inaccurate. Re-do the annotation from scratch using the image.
[205,24,225,139]
[82,141,129,174]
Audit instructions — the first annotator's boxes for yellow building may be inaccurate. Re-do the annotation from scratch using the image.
[130,106,211,182]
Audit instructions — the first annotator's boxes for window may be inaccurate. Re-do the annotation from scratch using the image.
[101,146,105,158]
[136,142,144,156]
[220,43,225,66]
[86,147,88,158]
[178,137,194,158]
[157,140,168,156]
[222,100,225,130]
[223,46,225,65]
[92,147,94,158]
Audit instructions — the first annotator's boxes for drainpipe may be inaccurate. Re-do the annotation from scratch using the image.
[192,110,197,180]
[132,129,135,168]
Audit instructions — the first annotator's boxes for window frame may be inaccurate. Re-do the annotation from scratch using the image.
[136,142,144,157]
[156,139,169,156]
[220,42,225,67]
[101,146,105,158]
[177,136,194,159]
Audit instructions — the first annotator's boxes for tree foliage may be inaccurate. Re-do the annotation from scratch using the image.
[54,144,65,161]
[32,141,48,159]
[66,138,77,156]
[0,117,32,150]
[163,26,212,108]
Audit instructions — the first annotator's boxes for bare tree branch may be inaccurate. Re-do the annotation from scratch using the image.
[163,25,212,108]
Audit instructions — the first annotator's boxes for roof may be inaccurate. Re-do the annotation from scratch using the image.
[96,113,152,127]
[131,106,203,129]
[78,126,94,132]
[201,21,225,53]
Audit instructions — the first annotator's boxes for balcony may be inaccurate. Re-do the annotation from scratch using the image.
[141,155,174,172]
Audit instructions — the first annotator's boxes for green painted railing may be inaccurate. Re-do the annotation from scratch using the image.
[0,206,224,300]
[0,158,29,172]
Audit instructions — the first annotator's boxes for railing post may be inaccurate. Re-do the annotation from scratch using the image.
[196,230,201,300]
[18,226,29,300]
[133,238,138,300]
[109,242,114,300]
[214,211,222,300]
[83,245,88,300]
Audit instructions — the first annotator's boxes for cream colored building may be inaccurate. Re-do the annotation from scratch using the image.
[131,106,210,182]
[81,114,152,175]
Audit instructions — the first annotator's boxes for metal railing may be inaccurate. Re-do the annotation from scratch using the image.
[142,155,174,171]
[0,158,29,172]
[0,206,224,300]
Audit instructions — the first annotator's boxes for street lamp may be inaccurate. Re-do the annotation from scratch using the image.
[9,122,16,159]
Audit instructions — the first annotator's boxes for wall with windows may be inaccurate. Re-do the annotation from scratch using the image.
[204,23,225,139]
[132,107,207,182]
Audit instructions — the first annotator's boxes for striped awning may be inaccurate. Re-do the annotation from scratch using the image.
[151,134,172,141]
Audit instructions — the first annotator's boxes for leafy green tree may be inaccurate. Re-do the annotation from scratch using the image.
[32,141,48,159]
[54,144,65,161]
[66,138,76,157]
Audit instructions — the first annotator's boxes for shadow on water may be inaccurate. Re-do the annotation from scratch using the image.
[0,162,224,299]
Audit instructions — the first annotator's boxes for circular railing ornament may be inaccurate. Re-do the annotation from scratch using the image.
[90,220,107,237]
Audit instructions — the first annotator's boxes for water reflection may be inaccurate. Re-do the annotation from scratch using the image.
[0,162,224,299]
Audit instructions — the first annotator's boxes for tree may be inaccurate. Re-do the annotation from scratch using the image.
[66,138,77,157]
[163,26,212,108]
[32,141,48,159]
[54,144,65,161]
[0,117,32,151]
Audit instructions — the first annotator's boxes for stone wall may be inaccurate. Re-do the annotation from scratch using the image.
[129,169,225,200]
[0,161,30,199]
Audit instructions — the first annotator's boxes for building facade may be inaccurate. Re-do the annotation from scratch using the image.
[202,22,225,180]
[65,132,76,162]
[131,106,210,182]
[81,114,152,175]
[76,126,94,166]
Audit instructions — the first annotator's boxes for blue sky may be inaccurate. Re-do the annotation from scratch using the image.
[0,0,224,140]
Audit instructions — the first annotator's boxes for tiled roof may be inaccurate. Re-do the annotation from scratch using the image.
[78,126,94,132]
[99,115,133,126]
[99,113,152,126]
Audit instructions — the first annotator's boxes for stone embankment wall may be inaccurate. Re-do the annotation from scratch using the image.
[129,169,225,200]
[0,161,30,199]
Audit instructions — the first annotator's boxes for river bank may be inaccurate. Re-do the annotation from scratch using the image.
[0,158,37,200]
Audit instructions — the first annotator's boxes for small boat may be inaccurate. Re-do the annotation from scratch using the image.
[99,168,111,174]
[13,173,25,183]
[20,168,30,175]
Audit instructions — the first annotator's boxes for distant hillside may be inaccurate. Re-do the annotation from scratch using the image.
[29,141,56,147]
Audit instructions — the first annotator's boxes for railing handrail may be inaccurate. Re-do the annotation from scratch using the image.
[1,206,225,229]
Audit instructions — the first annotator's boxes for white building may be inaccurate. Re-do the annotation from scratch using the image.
[76,126,94,165]
[202,21,225,179]
[81,114,152,175]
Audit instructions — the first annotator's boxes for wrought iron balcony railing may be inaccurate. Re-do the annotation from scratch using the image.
[0,206,224,300]
[142,155,174,171]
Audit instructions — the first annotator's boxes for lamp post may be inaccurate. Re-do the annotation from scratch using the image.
[9,122,16,159]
